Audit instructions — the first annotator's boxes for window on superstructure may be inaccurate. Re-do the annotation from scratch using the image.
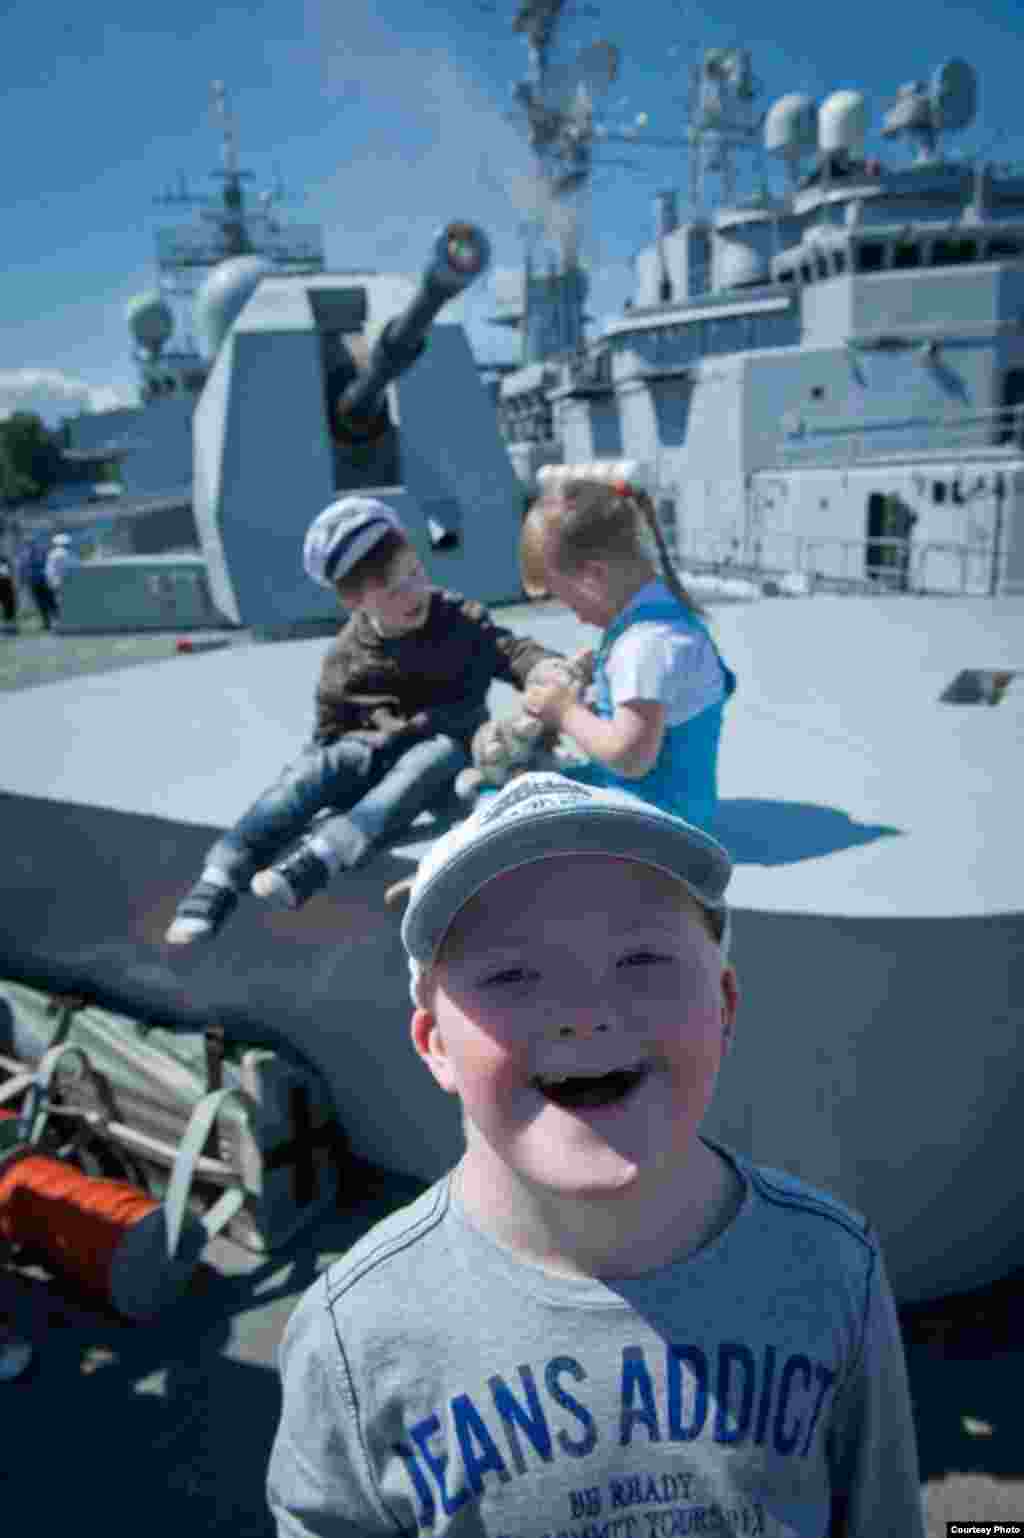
[892,242,921,269]
[932,238,976,266]
[815,251,829,279]
[856,243,885,272]
[986,237,1021,259]
[800,262,813,284]
[833,249,847,275]
[759,312,792,347]
[997,370,1024,445]
[708,318,740,354]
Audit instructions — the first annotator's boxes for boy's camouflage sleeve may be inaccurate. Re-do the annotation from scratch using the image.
[463,597,567,690]
[311,637,394,745]
[312,683,366,746]
[825,1240,926,1537]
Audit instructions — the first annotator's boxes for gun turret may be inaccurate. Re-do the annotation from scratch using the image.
[334,221,491,442]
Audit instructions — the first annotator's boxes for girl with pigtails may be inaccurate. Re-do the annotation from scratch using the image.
[520,466,736,833]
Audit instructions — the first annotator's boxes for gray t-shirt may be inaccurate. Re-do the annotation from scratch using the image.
[267,1138,925,1536]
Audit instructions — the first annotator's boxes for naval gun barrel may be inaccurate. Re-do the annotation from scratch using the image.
[335,221,491,439]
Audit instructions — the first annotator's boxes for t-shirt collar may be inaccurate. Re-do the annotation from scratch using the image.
[615,577,669,624]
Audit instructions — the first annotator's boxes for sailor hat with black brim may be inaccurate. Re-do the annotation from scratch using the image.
[304,497,407,589]
[402,771,733,1005]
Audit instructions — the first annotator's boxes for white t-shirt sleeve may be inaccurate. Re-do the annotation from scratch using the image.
[605,622,725,727]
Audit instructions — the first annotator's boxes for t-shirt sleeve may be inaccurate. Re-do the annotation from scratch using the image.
[605,624,723,726]
[825,1240,926,1537]
[266,1277,392,1536]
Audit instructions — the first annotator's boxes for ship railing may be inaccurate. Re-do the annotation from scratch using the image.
[666,527,995,597]
[777,405,1024,466]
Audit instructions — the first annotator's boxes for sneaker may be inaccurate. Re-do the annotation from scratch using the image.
[164,878,239,946]
[0,1340,34,1382]
[250,845,331,910]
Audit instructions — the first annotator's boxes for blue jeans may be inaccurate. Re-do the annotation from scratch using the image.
[205,733,469,887]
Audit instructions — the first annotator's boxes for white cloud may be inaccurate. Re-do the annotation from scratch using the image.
[0,369,135,426]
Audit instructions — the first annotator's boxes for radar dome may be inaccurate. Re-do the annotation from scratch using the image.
[819,90,866,157]
[932,58,977,134]
[194,255,273,358]
[127,292,174,357]
[764,94,818,157]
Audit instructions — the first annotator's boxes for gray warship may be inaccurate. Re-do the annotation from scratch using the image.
[495,18,1023,603]
[0,20,1021,1533]
[3,9,1021,1302]
[1,0,1020,1278]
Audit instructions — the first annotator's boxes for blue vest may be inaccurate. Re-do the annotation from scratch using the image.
[565,590,737,832]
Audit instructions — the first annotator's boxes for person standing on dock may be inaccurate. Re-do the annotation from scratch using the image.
[0,554,16,629]
[43,534,77,617]
[17,539,58,631]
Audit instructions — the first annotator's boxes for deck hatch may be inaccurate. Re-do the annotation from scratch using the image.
[940,669,1018,705]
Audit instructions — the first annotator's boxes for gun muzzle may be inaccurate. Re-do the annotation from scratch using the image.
[335,222,491,439]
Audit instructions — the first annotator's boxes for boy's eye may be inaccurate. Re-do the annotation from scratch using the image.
[480,967,534,988]
[618,951,669,968]
[480,954,668,987]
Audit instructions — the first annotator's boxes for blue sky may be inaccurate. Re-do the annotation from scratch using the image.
[2,0,1022,427]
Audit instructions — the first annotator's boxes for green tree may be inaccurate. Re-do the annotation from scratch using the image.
[0,412,62,505]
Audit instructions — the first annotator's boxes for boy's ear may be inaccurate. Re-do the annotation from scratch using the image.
[579,558,609,592]
[410,1007,460,1095]
[720,967,739,1052]
[410,1006,438,1061]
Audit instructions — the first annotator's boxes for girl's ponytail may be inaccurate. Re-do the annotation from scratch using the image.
[522,465,708,621]
[620,483,707,620]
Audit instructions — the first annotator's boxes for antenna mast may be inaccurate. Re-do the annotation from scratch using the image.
[686,47,764,213]
[510,3,626,359]
[208,79,253,256]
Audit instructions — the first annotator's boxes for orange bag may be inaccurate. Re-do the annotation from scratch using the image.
[0,1139,158,1301]
[0,1065,246,1319]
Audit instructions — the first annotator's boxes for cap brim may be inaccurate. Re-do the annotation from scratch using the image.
[402,803,731,968]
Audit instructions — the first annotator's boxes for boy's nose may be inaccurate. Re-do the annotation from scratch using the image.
[554,1021,612,1040]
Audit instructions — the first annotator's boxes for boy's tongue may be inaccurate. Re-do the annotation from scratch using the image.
[542,1069,642,1109]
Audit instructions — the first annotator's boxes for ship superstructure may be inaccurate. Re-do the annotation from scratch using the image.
[137,79,325,402]
[67,82,326,508]
[497,35,1024,599]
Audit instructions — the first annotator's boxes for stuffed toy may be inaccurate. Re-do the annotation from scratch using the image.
[383,651,593,910]
[453,654,592,804]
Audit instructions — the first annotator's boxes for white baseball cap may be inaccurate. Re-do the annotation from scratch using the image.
[303,497,406,589]
[401,771,733,1005]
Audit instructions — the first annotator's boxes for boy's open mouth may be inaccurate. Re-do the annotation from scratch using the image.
[532,1065,649,1110]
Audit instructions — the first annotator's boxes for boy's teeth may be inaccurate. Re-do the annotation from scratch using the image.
[536,1063,645,1086]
